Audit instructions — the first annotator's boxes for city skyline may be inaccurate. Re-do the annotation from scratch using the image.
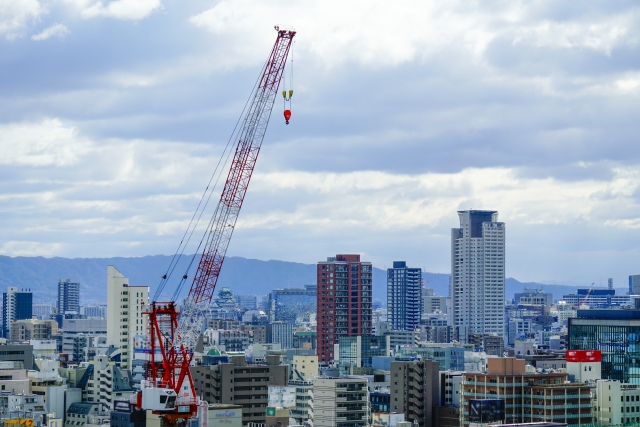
[2,2,640,289]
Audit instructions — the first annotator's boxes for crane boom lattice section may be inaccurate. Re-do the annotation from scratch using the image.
[142,29,296,415]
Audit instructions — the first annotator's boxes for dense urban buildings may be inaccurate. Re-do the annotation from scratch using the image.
[450,210,505,343]
[316,254,373,362]
[387,261,422,331]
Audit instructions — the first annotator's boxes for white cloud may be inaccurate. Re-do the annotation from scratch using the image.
[66,0,162,20]
[0,0,42,39]
[32,23,69,40]
[189,0,640,68]
[0,241,64,257]
[0,119,90,166]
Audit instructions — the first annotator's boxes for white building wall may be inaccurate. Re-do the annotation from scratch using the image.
[106,266,148,370]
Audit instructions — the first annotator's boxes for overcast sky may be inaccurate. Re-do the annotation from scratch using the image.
[2,0,640,287]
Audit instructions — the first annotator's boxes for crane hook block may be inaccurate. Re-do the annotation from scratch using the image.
[183,274,188,279]
[284,109,291,124]
[288,90,293,98]
[161,274,167,279]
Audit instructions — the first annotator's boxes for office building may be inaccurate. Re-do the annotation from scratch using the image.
[191,354,288,425]
[61,318,110,362]
[308,376,369,427]
[57,278,80,316]
[32,302,53,320]
[106,266,149,370]
[80,304,107,318]
[390,359,439,427]
[423,288,447,314]
[2,287,32,338]
[317,254,373,362]
[338,335,388,374]
[267,321,293,349]
[387,261,422,331]
[450,210,505,343]
[631,275,640,295]
[203,329,252,352]
[568,309,640,383]
[267,285,317,324]
[235,294,258,310]
[561,288,630,308]
[513,288,553,306]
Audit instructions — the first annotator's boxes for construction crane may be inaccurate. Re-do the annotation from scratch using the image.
[135,26,296,426]
[579,282,595,307]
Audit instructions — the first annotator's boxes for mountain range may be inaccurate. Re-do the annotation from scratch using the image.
[0,255,618,305]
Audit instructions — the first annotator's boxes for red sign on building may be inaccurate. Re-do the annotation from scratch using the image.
[566,350,602,362]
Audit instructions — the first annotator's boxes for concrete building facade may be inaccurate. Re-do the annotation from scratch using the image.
[450,210,505,343]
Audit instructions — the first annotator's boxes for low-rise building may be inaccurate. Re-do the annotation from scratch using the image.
[10,318,58,341]
[191,354,288,425]
[462,358,591,427]
[64,402,100,427]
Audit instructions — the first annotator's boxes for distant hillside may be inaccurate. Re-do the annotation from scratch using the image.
[0,255,599,305]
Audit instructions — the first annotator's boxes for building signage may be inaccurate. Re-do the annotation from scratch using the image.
[265,407,276,417]
[566,349,602,362]
[5,420,34,427]
[114,401,131,412]
[469,399,505,423]
[215,410,236,417]
[178,406,191,413]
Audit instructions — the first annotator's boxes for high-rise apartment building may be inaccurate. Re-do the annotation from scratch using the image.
[2,287,32,338]
[387,261,422,331]
[106,266,149,370]
[450,210,505,343]
[316,254,373,362]
[57,279,80,316]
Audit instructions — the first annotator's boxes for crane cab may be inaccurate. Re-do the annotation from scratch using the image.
[142,388,177,411]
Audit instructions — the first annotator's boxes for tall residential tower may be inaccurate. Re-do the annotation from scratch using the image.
[316,254,373,362]
[57,278,80,316]
[450,210,505,343]
[387,261,422,331]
